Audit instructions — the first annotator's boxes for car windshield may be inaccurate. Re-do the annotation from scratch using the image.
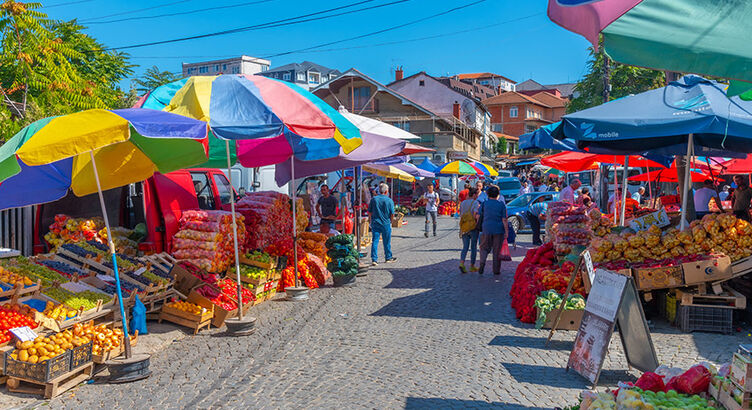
[498,180,521,190]
[507,194,535,207]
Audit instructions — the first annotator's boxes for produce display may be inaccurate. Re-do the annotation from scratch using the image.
[41,301,78,321]
[172,210,246,273]
[588,213,752,263]
[76,322,128,357]
[0,265,36,287]
[35,259,84,280]
[229,264,267,283]
[533,290,585,329]
[244,250,274,266]
[437,201,458,216]
[43,287,111,311]
[299,232,327,261]
[195,278,254,311]
[545,202,592,257]
[0,305,39,344]
[325,234,358,277]
[178,261,220,284]
[237,192,308,251]
[1,257,68,286]
[9,328,90,364]
[589,208,614,237]
[45,214,138,255]
[165,300,206,316]
[265,238,320,290]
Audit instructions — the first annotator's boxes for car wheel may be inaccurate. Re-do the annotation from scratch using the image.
[510,216,521,233]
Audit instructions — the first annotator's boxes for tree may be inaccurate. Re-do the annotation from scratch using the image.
[568,44,665,113]
[132,66,180,94]
[495,137,507,155]
[0,1,133,140]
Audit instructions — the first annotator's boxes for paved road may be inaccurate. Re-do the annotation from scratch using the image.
[6,216,751,409]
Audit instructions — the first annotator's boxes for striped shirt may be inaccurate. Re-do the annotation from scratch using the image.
[529,201,548,218]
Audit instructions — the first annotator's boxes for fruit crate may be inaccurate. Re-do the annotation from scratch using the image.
[4,349,71,383]
[92,330,138,364]
[158,300,213,334]
[69,340,92,369]
[676,305,733,334]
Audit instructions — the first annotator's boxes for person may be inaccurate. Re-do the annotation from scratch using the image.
[476,185,509,275]
[423,183,440,237]
[579,187,593,208]
[317,221,340,237]
[316,184,338,225]
[720,185,731,202]
[458,187,480,273]
[694,179,722,219]
[476,181,488,204]
[731,175,752,222]
[519,181,528,196]
[458,183,470,203]
[527,198,548,246]
[632,187,645,205]
[369,183,396,265]
[559,179,580,204]
[538,180,549,192]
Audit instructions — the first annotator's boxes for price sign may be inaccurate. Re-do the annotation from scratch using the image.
[133,267,147,276]
[97,274,115,282]
[583,250,595,285]
[10,326,37,342]
[629,208,670,232]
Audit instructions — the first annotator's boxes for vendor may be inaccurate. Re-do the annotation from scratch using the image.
[559,179,580,203]
[317,221,340,237]
[316,184,338,225]
[694,179,722,219]
[731,175,752,221]
[632,187,645,205]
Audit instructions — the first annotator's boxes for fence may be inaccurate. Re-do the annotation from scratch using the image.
[0,207,34,256]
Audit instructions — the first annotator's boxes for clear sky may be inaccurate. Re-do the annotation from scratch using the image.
[43,0,592,89]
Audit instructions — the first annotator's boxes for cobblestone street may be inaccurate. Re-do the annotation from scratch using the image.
[4,215,751,409]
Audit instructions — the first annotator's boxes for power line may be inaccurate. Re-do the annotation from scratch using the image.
[261,0,486,59]
[105,0,404,51]
[42,0,95,8]
[85,0,276,25]
[80,0,196,23]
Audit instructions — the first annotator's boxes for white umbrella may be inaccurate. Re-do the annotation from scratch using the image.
[338,107,420,141]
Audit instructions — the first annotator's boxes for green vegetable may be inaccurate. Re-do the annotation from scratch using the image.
[533,290,586,329]
[325,234,354,249]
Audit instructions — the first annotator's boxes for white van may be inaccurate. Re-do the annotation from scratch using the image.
[222,165,289,195]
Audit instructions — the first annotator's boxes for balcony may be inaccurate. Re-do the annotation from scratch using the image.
[348,98,377,113]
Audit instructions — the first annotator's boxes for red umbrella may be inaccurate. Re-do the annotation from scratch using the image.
[629,168,708,183]
[541,152,666,173]
[399,143,434,155]
[721,154,752,175]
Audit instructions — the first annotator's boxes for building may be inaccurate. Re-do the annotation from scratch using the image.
[387,70,496,162]
[257,61,341,90]
[457,72,516,92]
[494,133,519,155]
[515,79,578,99]
[182,55,270,77]
[312,68,489,163]
[482,91,568,137]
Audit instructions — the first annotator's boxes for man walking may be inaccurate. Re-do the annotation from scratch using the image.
[316,184,338,225]
[476,185,509,275]
[369,183,397,265]
[424,183,440,237]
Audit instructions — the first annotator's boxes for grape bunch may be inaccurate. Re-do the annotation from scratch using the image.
[36,260,83,279]
[85,240,108,252]
[61,243,96,258]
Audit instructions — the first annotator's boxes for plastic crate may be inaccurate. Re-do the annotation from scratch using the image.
[677,305,733,334]
[4,349,71,383]
[69,341,93,369]
[666,293,678,323]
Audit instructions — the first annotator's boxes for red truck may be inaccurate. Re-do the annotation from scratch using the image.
[33,169,236,255]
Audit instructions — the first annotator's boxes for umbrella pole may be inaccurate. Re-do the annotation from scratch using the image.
[89,151,132,359]
[225,141,244,320]
[647,166,653,206]
[353,168,360,263]
[680,134,694,230]
[357,166,363,255]
[620,156,629,226]
[613,162,618,224]
[292,158,299,288]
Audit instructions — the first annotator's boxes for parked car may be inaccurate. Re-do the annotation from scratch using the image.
[497,170,514,178]
[505,191,559,233]
[495,177,523,202]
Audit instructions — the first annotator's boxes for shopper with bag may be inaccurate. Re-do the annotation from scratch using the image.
[458,187,480,273]
[476,185,509,275]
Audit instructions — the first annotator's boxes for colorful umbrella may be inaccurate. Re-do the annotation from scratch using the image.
[136,74,363,167]
[0,108,209,357]
[437,160,482,176]
[629,168,708,183]
[417,158,441,173]
[548,0,752,94]
[472,162,498,177]
[362,164,415,182]
[394,162,434,178]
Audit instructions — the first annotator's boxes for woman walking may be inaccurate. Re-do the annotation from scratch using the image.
[476,185,509,275]
[458,187,480,273]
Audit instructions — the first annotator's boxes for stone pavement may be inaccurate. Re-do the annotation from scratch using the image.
[3,215,751,409]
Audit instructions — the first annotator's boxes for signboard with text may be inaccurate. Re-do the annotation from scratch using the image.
[629,208,670,232]
[447,151,468,160]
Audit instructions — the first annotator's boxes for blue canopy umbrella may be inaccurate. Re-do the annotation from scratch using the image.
[520,122,580,152]
[416,157,440,173]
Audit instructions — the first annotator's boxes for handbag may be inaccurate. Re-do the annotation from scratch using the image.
[459,200,478,235]
[499,239,512,261]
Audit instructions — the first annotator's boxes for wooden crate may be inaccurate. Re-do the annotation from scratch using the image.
[158,301,213,335]
[239,255,276,270]
[187,288,252,328]
[56,247,113,276]
[6,362,93,399]
[138,283,176,315]
[676,286,746,309]
[0,279,42,300]
[91,329,139,364]
[33,298,113,333]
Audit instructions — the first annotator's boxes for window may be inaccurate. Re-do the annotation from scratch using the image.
[309,72,321,84]
[525,124,537,133]
[492,123,502,132]
[199,66,208,74]
[419,134,435,143]
[283,72,291,81]
[297,72,306,82]
[186,68,193,74]
[480,80,489,85]
[330,74,337,80]
[393,122,410,132]
[509,106,518,118]
[232,66,239,74]
[190,172,215,210]
[222,64,227,71]
[526,108,532,118]
[261,65,269,72]
[351,86,371,111]
[214,65,219,72]
[213,173,233,205]
[419,80,425,86]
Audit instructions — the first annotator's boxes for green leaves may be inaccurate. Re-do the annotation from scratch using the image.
[132,66,180,95]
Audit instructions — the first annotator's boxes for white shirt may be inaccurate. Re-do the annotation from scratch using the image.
[537,184,548,192]
[424,192,439,212]
[632,192,641,203]
[694,187,716,212]
[560,186,575,203]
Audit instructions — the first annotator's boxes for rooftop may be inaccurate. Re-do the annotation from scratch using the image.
[482,91,552,108]
[457,72,516,84]
[264,61,340,75]
[182,55,271,67]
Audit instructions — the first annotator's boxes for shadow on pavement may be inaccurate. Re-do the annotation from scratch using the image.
[500,362,636,389]
[489,335,573,351]
[404,397,546,409]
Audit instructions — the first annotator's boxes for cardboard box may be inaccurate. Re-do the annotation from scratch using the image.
[170,264,203,296]
[536,308,583,330]
[732,352,752,392]
[583,268,631,292]
[682,256,732,285]
[391,213,404,228]
[633,265,683,290]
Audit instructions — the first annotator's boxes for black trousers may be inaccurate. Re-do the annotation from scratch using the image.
[527,212,541,245]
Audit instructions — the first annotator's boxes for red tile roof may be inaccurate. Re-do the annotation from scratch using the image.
[530,91,567,108]
[482,92,551,108]
[457,72,516,83]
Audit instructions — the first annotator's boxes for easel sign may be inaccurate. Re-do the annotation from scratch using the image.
[566,269,659,386]
[546,250,588,344]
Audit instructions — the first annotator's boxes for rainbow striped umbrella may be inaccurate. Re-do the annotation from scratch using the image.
[472,161,498,177]
[136,74,363,167]
[437,160,483,176]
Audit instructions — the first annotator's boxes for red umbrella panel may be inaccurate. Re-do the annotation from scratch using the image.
[721,154,752,175]
[629,168,709,183]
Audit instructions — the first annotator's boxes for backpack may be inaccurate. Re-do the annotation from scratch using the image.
[459,200,477,235]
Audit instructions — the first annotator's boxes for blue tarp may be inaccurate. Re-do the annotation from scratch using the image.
[519,122,581,152]
[516,160,539,166]
[555,75,752,157]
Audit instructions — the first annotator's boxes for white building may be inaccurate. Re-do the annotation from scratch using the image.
[182,55,271,77]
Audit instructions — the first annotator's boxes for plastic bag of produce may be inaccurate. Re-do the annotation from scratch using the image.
[674,364,711,394]
[635,372,666,392]
[129,294,148,335]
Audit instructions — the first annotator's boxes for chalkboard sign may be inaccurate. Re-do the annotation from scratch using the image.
[567,269,658,385]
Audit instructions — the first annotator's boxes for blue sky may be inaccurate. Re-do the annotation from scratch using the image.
[44,0,592,89]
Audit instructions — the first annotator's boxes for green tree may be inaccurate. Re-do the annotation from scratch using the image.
[132,66,180,94]
[0,1,133,140]
[495,137,507,154]
[568,44,665,113]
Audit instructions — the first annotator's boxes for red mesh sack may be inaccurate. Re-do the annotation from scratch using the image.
[635,372,665,392]
[674,365,711,394]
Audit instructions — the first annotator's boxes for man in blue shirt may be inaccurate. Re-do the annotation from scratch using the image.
[476,185,508,275]
[527,199,548,246]
[368,183,397,265]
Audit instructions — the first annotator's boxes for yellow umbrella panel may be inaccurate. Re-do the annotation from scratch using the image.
[362,164,415,182]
